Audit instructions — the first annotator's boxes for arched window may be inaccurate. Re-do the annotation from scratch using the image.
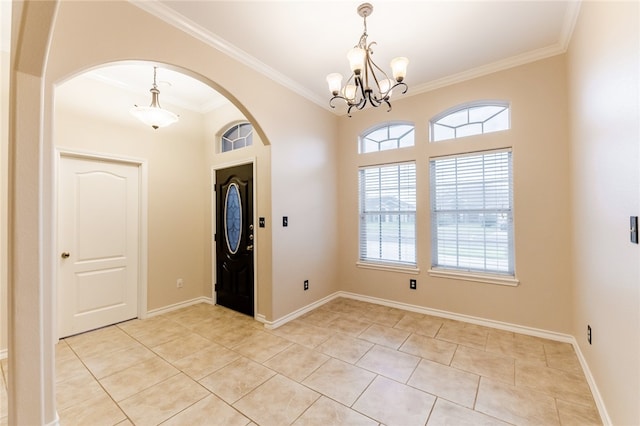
[359,122,414,153]
[430,101,510,142]
[221,122,253,152]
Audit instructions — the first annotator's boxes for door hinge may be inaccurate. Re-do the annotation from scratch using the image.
[214,283,218,292]
[214,234,216,242]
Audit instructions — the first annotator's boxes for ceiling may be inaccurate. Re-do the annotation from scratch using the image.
[131,0,581,114]
[7,1,582,115]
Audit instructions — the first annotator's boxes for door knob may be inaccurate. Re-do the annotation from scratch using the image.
[61,252,70,259]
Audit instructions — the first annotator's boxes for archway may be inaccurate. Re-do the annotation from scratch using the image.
[53,61,268,335]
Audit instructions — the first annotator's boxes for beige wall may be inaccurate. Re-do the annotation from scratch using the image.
[55,74,209,311]
[8,0,637,422]
[7,0,338,420]
[567,2,640,424]
[44,0,338,323]
[337,55,573,333]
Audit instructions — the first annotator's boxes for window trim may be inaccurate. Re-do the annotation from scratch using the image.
[429,148,516,283]
[428,267,519,286]
[430,100,510,142]
[357,261,420,275]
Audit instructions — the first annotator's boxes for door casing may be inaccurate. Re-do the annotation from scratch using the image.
[54,149,148,340]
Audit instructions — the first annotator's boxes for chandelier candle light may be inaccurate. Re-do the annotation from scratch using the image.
[327,3,409,116]
[130,66,179,129]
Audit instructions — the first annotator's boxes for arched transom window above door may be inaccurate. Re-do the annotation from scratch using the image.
[221,122,253,152]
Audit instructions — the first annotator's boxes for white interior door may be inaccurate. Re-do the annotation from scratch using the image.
[58,154,140,337]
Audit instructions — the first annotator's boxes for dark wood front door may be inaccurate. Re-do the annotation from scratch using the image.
[215,164,254,316]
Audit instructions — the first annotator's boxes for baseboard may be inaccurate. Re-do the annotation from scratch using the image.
[146,296,214,318]
[339,291,575,343]
[265,290,608,425]
[258,293,341,329]
[47,413,60,426]
[571,339,612,425]
[0,348,6,360]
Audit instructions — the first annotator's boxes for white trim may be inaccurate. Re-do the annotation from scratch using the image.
[338,292,568,340]
[259,293,340,330]
[45,414,60,426]
[572,341,612,426]
[125,287,611,425]
[129,1,583,116]
[146,296,213,318]
[264,290,570,341]
[129,1,325,110]
[559,1,583,51]
[410,43,565,98]
[428,268,520,287]
[356,261,420,275]
[261,290,564,341]
[54,148,149,334]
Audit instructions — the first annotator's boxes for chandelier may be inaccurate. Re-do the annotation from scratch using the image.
[130,67,179,130]
[326,3,409,116]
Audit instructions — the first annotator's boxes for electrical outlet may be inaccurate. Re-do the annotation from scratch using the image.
[410,279,417,290]
[177,278,184,288]
[304,280,309,291]
[587,325,592,345]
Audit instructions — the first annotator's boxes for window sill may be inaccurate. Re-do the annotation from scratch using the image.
[357,261,420,275]
[428,268,519,286]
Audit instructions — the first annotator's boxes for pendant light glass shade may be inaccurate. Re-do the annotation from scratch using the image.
[390,57,409,82]
[130,67,179,130]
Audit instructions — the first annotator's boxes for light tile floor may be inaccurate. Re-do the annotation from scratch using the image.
[0,297,602,426]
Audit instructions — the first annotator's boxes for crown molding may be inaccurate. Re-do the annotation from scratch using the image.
[409,43,566,97]
[408,1,581,99]
[130,0,583,116]
[559,0,582,51]
[129,0,328,110]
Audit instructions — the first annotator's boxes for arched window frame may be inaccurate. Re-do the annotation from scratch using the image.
[430,100,510,142]
[220,121,253,153]
[358,121,415,154]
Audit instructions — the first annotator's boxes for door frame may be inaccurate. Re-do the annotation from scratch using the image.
[54,148,149,340]
[211,157,257,318]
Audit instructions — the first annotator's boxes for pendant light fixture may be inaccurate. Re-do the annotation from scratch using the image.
[130,66,179,129]
[327,3,409,117]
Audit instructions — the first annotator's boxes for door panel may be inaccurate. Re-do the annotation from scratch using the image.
[216,163,254,316]
[58,155,140,337]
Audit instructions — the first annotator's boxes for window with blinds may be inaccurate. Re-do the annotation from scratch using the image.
[359,162,416,266]
[430,149,514,275]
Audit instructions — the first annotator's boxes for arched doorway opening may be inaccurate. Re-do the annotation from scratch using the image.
[53,61,268,337]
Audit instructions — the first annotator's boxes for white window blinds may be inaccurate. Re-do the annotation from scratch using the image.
[359,163,416,266]
[430,149,514,275]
